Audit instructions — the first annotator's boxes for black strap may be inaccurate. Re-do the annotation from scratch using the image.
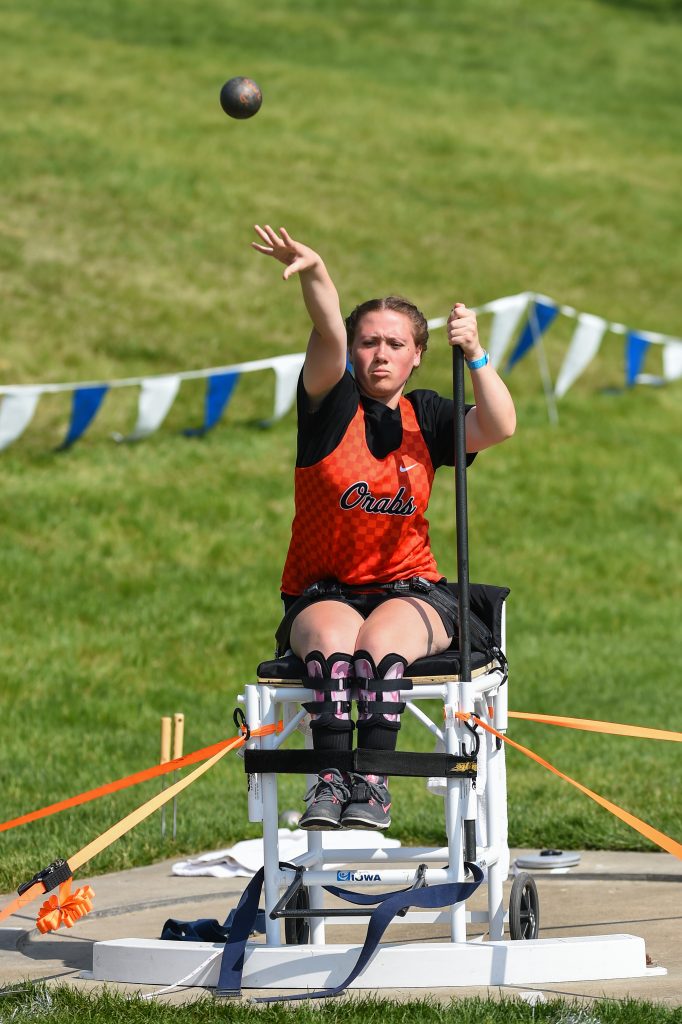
[356,700,407,715]
[355,678,413,693]
[303,577,436,598]
[216,863,484,1000]
[301,700,352,715]
[299,678,354,691]
[244,748,477,779]
[322,882,416,906]
[296,677,413,692]
[215,869,265,997]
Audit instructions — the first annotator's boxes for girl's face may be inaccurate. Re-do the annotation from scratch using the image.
[349,310,422,407]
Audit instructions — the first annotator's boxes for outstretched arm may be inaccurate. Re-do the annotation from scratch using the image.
[252,225,347,403]
[447,303,516,451]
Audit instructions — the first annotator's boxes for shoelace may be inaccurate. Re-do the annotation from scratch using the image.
[304,769,351,805]
[349,773,388,803]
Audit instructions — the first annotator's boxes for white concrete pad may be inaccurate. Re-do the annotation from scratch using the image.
[91,933,661,990]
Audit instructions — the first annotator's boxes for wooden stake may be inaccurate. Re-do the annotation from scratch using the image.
[160,716,171,837]
[172,713,184,839]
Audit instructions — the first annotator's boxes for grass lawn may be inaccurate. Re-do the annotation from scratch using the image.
[0,986,680,1024]
[1,0,680,900]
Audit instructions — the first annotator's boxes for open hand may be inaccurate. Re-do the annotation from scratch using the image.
[251,225,320,280]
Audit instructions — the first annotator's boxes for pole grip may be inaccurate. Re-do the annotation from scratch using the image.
[452,345,472,683]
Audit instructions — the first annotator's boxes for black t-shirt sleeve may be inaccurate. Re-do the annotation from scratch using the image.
[296,369,359,467]
[406,390,476,469]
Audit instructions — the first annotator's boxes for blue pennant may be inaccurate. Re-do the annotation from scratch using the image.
[58,386,109,451]
[506,300,559,371]
[184,372,240,436]
[625,331,651,387]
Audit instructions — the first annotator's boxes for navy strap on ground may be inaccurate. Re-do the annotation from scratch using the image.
[161,908,267,943]
[214,862,484,1000]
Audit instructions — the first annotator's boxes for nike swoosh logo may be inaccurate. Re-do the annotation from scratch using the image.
[399,464,418,473]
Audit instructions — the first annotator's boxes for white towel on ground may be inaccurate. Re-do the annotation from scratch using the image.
[172,829,401,878]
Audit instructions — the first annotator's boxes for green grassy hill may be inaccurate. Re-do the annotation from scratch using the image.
[1,0,680,889]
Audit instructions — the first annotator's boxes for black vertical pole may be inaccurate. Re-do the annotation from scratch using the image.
[452,346,471,684]
[452,345,476,864]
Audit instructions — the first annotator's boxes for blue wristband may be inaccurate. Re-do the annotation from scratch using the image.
[466,351,490,370]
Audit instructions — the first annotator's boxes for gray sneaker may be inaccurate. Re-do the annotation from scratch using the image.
[299,769,352,830]
[340,773,391,830]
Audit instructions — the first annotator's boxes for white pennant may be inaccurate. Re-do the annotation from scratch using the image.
[0,390,41,450]
[662,340,682,382]
[118,375,181,442]
[267,354,305,424]
[486,294,528,367]
[554,312,608,398]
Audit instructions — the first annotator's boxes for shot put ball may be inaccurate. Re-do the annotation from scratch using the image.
[220,77,262,119]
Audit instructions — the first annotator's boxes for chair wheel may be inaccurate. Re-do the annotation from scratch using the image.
[508,872,539,940]
[284,884,310,945]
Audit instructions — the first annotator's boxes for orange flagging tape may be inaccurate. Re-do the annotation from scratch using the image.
[508,711,682,743]
[459,713,682,861]
[36,879,95,934]
[0,721,282,928]
[0,736,255,835]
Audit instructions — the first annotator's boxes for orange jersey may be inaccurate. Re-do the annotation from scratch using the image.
[282,397,440,594]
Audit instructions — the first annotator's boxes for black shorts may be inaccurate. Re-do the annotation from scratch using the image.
[275,578,458,655]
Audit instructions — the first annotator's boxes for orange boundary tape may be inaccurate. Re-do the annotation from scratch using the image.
[0,722,282,926]
[460,713,682,861]
[508,711,682,742]
[0,736,249,835]
[0,881,47,924]
[2,711,679,836]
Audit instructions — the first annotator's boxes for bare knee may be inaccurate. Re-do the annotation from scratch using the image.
[290,601,363,659]
[354,597,449,665]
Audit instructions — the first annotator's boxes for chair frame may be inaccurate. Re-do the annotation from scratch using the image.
[89,590,657,991]
[244,603,509,950]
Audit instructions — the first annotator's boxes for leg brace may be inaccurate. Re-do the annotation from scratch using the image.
[353,650,411,752]
[301,651,354,753]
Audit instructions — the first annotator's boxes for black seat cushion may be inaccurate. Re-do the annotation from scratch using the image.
[257,583,509,680]
[257,649,494,681]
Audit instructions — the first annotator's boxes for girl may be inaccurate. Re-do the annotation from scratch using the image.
[252,225,515,830]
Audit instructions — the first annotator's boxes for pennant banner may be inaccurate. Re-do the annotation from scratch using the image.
[267,353,306,425]
[662,340,682,382]
[208,372,240,431]
[506,299,559,371]
[0,297,678,452]
[486,294,529,368]
[0,391,40,451]
[58,386,109,451]
[0,354,306,452]
[554,312,608,398]
[625,331,652,388]
[184,371,240,436]
[117,375,181,443]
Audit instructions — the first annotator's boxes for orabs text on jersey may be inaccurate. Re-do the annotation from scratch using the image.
[339,482,417,516]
